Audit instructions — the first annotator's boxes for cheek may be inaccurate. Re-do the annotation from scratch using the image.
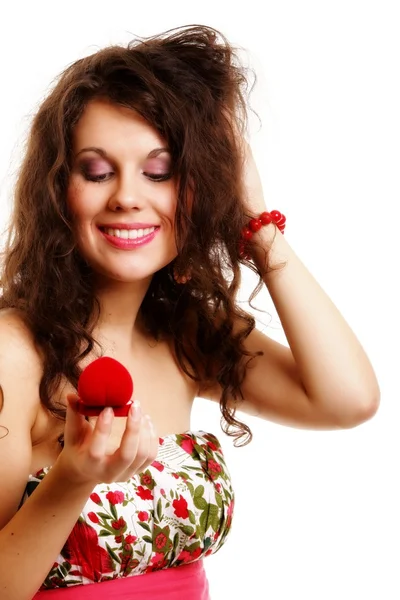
[157,187,178,226]
[165,183,178,214]
[66,179,83,217]
[67,179,96,225]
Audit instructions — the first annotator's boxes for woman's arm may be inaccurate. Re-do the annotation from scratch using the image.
[0,311,157,600]
[0,460,96,600]
[202,147,380,428]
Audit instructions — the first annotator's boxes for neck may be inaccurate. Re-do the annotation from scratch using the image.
[94,276,152,340]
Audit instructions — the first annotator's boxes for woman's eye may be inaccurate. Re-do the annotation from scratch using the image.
[142,157,172,182]
[143,171,172,182]
[84,171,114,183]
[77,157,172,183]
[79,160,114,183]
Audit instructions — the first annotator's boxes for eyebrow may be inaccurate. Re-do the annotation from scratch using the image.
[74,146,170,159]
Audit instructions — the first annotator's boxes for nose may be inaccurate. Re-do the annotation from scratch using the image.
[107,171,145,212]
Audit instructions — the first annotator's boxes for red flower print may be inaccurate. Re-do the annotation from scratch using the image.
[136,486,154,500]
[151,460,165,472]
[181,437,195,454]
[88,512,100,524]
[152,552,165,564]
[64,521,113,582]
[177,550,192,563]
[38,431,236,588]
[208,460,222,474]
[172,495,189,519]
[155,532,168,550]
[178,546,202,562]
[146,552,167,572]
[128,558,140,572]
[106,490,125,505]
[191,547,202,560]
[140,471,155,489]
[207,440,219,452]
[125,535,137,544]
[206,459,222,480]
[152,525,172,554]
[111,517,126,531]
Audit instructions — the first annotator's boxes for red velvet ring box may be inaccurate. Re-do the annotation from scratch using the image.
[76,356,133,417]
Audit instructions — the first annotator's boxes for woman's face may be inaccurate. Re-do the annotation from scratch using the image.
[67,99,178,284]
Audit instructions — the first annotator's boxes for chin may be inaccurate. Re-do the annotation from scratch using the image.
[94,263,167,285]
[84,250,176,285]
[101,271,154,284]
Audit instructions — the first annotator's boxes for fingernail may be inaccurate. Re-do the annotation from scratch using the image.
[130,404,141,421]
[102,407,113,423]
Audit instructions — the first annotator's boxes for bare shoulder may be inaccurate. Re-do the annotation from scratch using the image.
[0,308,42,529]
[0,308,43,378]
[0,306,42,433]
[0,307,39,349]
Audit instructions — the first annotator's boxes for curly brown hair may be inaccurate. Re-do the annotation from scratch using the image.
[0,25,271,446]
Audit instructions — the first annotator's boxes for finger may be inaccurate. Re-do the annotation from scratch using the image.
[88,407,114,459]
[118,414,151,480]
[111,411,148,481]
[115,403,142,463]
[64,394,89,445]
[124,415,158,479]
[105,403,142,479]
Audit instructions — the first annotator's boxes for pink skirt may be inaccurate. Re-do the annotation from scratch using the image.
[33,561,210,599]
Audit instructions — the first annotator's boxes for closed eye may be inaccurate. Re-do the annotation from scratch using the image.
[85,173,113,183]
[80,165,114,183]
[81,170,171,184]
[143,172,172,182]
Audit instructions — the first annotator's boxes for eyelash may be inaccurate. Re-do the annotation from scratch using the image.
[82,171,172,184]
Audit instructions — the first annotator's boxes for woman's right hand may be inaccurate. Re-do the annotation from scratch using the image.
[55,395,158,486]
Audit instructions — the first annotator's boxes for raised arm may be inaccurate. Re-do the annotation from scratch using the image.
[202,146,380,429]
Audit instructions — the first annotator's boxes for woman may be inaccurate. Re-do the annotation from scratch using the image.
[0,25,379,599]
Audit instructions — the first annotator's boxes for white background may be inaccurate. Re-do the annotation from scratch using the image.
[0,1,399,598]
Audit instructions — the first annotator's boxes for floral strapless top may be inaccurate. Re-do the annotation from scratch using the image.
[21,431,235,590]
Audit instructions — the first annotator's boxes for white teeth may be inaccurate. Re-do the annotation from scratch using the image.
[104,226,156,239]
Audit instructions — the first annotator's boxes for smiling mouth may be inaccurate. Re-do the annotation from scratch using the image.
[99,226,159,240]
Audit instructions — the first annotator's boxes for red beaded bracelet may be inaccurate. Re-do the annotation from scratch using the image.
[239,210,286,259]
